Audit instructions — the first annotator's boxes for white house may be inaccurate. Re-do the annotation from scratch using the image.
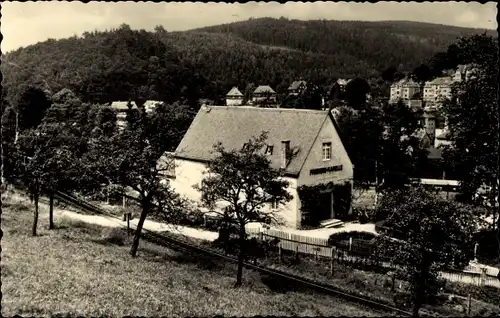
[390,78,421,103]
[165,106,354,229]
[226,87,244,106]
[423,77,453,104]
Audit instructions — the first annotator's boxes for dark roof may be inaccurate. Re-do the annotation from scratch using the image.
[174,106,332,176]
[288,80,307,90]
[427,147,443,160]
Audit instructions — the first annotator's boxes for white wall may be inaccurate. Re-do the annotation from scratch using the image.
[226,97,243,106]
[170,158,301,228]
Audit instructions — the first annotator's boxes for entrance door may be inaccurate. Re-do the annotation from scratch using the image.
[318,191,334,221]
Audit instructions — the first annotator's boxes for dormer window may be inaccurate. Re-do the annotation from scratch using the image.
[265,145,274,155]
[322,142,332,161]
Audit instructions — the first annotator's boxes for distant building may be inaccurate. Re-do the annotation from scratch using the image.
[435,129,452,148]
[144,100,163,113]
[287,80,307,96]
[226,87,244,106]
[423,77,453,105]
[252,85,277,104]
[111,101,138,131]
[452,64,475,82]
[389,78,421,103]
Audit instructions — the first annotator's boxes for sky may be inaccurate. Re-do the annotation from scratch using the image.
[1,1,497,53]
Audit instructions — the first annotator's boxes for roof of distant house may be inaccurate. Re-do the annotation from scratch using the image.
[426,77,453,86]
[436,129,451,140]
[174,106,336,176]
[427,147,443,160]
[254,85,276,94]
[288,80,307,90]
[110,101,138,111]
[226,87,243,97]
[392,78,420,87]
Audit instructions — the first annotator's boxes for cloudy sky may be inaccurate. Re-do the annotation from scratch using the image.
[1,1,497,53]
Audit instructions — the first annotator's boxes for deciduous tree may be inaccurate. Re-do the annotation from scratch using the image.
[197,132,292,286]
[375,186,476,316]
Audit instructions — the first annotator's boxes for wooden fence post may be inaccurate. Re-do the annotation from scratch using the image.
[295,244,299,261]
[126,212,131,236]
[279,242,282,262]
[467,293,472,315]
[349,237,352,252]
[315,248,319,261]
[330,246,335,276]
[259,231,263,241]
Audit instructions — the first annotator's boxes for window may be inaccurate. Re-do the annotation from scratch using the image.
[265,145,274,155]
[322,142,332,161]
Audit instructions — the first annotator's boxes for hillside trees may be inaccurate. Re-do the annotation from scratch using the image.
[335,101,426,190]
[3,19,492,107]
[441,34,499,231]
[197,132,292,286]
[379,101,428,189]
[375,187,476,316]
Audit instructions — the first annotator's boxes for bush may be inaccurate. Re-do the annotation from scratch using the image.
[99,227,128,246]
[353,207,375,224]
[328,231,377,246]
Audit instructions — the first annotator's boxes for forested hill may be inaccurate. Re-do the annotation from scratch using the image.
[1,18,494,106]
[192,18,495,72]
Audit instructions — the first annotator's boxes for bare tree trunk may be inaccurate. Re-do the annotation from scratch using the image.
[130,202,149,257]
[235,230,245,287]
[32,192,39,236]
[49,192,54,230]
[412,252,430,317]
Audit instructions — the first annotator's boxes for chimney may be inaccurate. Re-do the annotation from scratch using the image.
[281,140,290,169]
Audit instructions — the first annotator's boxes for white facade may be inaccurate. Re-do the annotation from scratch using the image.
[423,77,453,104]
[169,158,301,228]
[226,97,244,106]
[390,79,421,102]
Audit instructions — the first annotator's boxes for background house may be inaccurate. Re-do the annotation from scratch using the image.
[110,101,138,131]
[226,87,244,106]
[287,80,307,96]
[389,78,421,103]
[252,85,277,104]
[166,105,353,229]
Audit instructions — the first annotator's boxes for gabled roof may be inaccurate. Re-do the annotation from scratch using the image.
[425,77,453,86]
[254,85,276,94]
[174,106,334,176]
[427,147,443,160]
[288,80,307,90]
[110,101,138,111]
[392,78,420,87]
[226,87,243,97]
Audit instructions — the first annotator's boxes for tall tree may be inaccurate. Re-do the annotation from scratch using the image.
[375,187,476,316]
[441,34,499,230]
[379,101,428,189]
[197,132,292,286]
[344,78,371,109]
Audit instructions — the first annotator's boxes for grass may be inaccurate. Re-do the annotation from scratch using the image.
[2,192,381,317]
